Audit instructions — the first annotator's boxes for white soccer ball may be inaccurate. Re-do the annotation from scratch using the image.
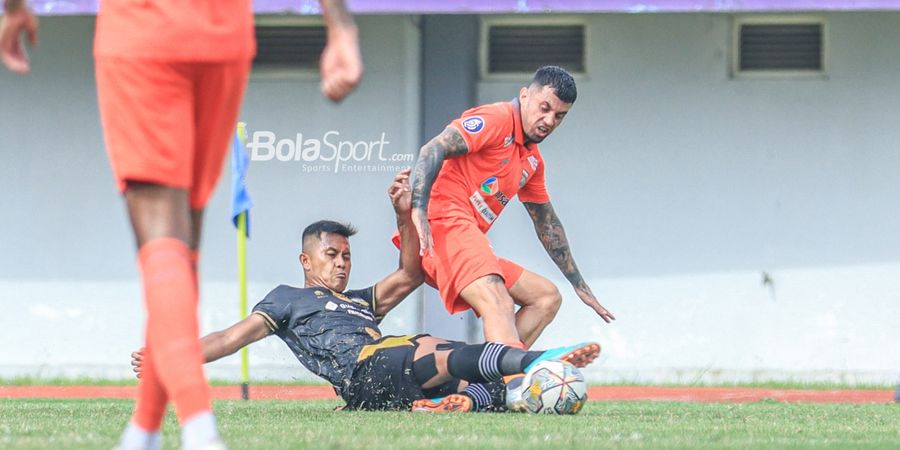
[521,360,588,414]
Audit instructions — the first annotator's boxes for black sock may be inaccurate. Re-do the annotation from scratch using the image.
[446,342,546,383]
[447,342,507,383]
[518,351,544,371]
[463,382,508,411]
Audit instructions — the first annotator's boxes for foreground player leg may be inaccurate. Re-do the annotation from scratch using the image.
[125,184,220,449]
[119,209,206,450]
[458,275,522,346]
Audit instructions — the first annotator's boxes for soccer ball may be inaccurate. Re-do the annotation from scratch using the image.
[520,360,588,414]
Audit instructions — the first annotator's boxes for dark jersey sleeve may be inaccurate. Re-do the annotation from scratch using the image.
[251,285,296,332]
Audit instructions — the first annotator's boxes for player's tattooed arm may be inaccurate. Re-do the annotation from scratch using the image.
[410,126,469,253]
[523,201,616,323]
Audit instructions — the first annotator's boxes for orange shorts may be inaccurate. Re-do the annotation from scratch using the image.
[394,215,525,314]
[95,57,251,209]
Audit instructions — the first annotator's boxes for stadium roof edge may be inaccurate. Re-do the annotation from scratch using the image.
[23,0,900,16]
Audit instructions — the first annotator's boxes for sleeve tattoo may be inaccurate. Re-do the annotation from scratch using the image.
[411,127,469,210]
[523,201,587,289]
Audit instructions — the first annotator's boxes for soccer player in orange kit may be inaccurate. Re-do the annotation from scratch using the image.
[405,66,615,352]
[1,1,362,449]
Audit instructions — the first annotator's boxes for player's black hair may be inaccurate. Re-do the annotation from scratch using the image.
[530,66,577,104]
[302,220,357,248]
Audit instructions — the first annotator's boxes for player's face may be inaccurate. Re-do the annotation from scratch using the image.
[301,232,352,292]
[518,84,572,144]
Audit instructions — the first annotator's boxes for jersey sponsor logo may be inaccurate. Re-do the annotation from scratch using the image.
[494,191,510,206]
[519,169,529,188]
[480,176,499,195]
[469,191,498,224]
[503,134,514,147]
[527,155,539,171]
[461,116,485,134]
[345,308,375,322]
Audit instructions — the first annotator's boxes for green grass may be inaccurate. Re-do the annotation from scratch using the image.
[2,377,893,390]
[1,399,897,449]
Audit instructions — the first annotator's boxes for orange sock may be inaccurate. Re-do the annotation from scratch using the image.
[131,345,168,431]
[139,238,212,424]
[189,249,200,290]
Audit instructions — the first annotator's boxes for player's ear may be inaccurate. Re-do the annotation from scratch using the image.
[299,252,311,270]
[519,86,529,102]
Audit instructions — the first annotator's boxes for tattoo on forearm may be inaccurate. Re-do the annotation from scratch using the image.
[320,0,355,28]
[410,127,468,211]
[523,202,587,289]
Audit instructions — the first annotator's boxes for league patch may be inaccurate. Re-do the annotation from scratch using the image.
[480,176,499,195]
[461,116,485,134]
[325,301,338,311]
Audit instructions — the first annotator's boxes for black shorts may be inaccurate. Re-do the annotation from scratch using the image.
[343,334,458,411]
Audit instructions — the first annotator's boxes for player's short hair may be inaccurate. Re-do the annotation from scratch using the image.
[530,66,577,104]
[302,220,357,249]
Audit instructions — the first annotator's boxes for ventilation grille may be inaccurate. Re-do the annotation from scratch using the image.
[738,23,823,71]
[487,25,585,74]
[254,26,326,70]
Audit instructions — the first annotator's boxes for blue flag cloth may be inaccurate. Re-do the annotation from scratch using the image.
[231,124,253,237]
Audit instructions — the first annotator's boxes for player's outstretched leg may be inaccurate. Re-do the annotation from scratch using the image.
[411,340,599,413]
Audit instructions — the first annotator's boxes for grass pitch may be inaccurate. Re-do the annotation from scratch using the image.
[1,399,898,449]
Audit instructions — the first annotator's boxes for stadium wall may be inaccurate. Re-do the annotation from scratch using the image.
[1,13,898,384]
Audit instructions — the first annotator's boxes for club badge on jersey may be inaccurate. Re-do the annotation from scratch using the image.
[462,116,485,134]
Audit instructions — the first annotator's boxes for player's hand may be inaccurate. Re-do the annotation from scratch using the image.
[319,27,362,103]
[575,285,616,323]
[388,168,412,215]
[0,5,38,74]
[131,348,145,379]
[411,207,433,256]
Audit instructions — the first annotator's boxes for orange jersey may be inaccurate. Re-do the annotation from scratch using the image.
[94,0,255,61]
[430,100,551,232]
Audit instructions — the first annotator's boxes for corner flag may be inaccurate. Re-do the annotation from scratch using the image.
[231,122,253,237]
[231,122,252,400]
